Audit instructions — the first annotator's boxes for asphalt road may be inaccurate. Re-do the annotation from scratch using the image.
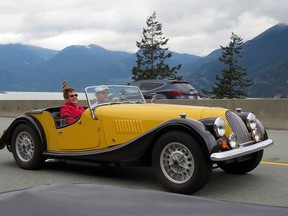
[0,117,287,207]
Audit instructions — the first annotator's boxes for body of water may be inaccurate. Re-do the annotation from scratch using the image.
[0,91,86,100]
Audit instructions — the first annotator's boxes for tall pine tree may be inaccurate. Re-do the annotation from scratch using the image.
[202,32,252,99]
[132,11,181,81]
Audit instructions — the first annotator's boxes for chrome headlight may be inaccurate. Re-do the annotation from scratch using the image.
[214,117,226,137]
[251,129,263,142]
[228,133,238,148]
[246,113,257,130]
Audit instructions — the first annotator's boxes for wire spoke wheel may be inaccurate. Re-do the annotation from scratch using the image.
[11,124,45,169]
[160,142,194,184]
[15,131,35,162]
[152,131,212,194]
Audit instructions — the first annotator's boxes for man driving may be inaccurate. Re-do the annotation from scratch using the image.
[95,85,109,104]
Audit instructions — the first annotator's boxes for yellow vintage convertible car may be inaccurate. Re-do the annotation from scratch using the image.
[0,85,274,194]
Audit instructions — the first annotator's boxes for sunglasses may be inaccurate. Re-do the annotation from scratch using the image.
[69,94,78,98]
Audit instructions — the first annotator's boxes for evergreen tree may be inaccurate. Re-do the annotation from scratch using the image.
[202,32,252,99]
[132,11,182,81]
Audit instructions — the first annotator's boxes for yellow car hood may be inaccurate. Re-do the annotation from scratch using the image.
[97,103,229,121]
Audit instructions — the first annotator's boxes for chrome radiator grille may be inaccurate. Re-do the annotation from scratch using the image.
[225,111,250,144]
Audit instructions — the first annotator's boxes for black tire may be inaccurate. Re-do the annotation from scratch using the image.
[11,124,45,169]
[219,150,264,174]
[152,131,212,194]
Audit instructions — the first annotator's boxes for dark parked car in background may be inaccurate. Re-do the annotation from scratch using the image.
[130,80,201,99]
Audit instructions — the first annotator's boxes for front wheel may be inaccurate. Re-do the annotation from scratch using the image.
[219,150,264,174]
[152,131,212,194]
[11,124,45,169]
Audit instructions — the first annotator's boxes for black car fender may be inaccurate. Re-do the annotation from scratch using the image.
[0,115,46,151]
[152,118,217,156]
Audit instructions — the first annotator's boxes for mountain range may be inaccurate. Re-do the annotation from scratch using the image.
[0,23,287,98]
[185,23,288,98]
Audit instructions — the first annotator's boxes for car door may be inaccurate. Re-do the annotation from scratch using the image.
[55,112,102,151]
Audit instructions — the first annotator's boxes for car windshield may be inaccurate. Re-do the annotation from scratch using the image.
[85,85,146,109]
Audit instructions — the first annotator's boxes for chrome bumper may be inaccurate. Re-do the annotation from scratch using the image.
[210,139,274,162]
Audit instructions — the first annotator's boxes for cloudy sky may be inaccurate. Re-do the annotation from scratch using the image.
[0,0,287,56]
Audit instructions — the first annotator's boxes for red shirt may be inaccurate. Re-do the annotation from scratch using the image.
[60,102,85,124]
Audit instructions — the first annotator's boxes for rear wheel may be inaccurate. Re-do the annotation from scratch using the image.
[11,124,45,169]
[152,131,212,194]
[219,150,263,174]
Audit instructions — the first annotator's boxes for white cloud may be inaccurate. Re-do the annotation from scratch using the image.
[0,0,287,56]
